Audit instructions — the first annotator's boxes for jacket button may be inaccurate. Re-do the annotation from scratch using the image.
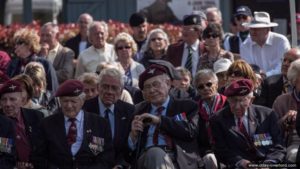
[182,150,186,153]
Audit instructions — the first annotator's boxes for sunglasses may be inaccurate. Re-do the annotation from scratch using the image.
[236,15,248,21]
[229,71,244,77]
[15,40,26,45]
[151,37,163,42]
[197,82,213,90]
[204,34,219,39]
[117,46,131,50]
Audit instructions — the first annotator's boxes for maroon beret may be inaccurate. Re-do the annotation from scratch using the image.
[0,71,9,84]
[224,79,253,97]
[138,64,168,90]
[55,79,84,97]
[0,80,22,96]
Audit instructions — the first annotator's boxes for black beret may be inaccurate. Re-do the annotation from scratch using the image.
[183,14,201,26]
[129,13,147,27]
[55,79,84,97]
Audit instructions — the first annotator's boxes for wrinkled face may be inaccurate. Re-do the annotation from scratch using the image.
[235,14,252,32]
[195,75,218,100]
[89,25,108,49]
[14,40,31,58]
[172,74,191,91]
[206,11,222,24]
[142,75,170,106]
[40,26,57,49]
[149,32,167,52]
[98,75,122,107]
[132,22,148,41]
[60,96,84,118]
[182,25,200,45]
[83,83,98,100]
[227,95,252,118]
[249,28,269,44]
[116,40,133,61]
[281,53,299,77]
[0,92,22,118]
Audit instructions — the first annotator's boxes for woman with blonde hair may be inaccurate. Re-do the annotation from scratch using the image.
[114,32,145,88]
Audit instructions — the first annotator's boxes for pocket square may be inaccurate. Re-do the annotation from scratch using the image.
[121,117,127,120]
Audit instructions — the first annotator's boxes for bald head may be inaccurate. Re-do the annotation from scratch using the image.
[281,47,300,76]
[78,13,94,37]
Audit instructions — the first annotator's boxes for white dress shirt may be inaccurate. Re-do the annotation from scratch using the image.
[181,40,200,77]
[240,31,290,77]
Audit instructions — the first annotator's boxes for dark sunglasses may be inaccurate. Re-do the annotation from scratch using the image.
[15,40,26,45]
[236,15,248,20]
[117,46,131,50]
[204,34,219,39]
[151,37,163,42]
[229,71,244,77]
[197,82,213,90]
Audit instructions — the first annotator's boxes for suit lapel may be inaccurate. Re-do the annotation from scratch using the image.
[52,44,62,68]
[166,97,176,117]
[248,106,258,136]
[76,111,91,155]
[56,112,70,154]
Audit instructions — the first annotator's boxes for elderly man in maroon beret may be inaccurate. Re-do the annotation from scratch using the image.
[210,79,285,169]
[128,63,204,169]
[32,79,114,169]
[0,80,44,169]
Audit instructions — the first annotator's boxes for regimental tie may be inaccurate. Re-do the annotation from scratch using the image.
[237,117,251,142]
[185,46,193,73]
[153,107,173,148]
[67,118,77,146]
[104,109,111,126]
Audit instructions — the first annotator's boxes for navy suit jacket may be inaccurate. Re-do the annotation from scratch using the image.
[32,110,114,169]
[210,105,285,167]
[260,74,284,108]
[65,34,91,59]
[83,97,134,167]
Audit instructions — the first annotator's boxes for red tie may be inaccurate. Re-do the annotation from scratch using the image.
[67,118,77,146]
[238,117,251,141]
[153,107,165,145]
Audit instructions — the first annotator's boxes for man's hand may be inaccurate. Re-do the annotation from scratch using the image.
[129,115,144,142]
[239,159,251,169]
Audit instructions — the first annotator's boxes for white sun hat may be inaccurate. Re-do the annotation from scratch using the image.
[242,11,278,28]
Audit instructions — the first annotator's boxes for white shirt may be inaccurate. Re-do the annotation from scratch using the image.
[240,31,290,77]
[181,40,200,77]
[223,32,250,52]
[75,43,116,77]
[47,43,60,64]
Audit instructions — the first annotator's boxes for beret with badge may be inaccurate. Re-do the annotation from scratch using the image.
[0,80,22,96]
[183,14,201,26]
[224,79,253,97]
[55,79,84,97]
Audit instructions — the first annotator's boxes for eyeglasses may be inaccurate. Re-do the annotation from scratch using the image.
[143,80,162,91]
[151,37,163,42]
[15,40,26,45]
[117,46,131,50]
[204,34,219,39]
[236,15,248,21]
[100,84,121,92]
[197,82,213,90]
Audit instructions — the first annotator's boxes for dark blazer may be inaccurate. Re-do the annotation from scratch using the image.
[6,54,59,94]
[65,34,91,59]
[130,97,203,169]
[53,44,75,83]
[166,41,204,68]
[210,105,285,168]
[260,74,284,108]
[32,110,114,169]
[0,114,16,169]
[295,105,300,164]
[83,97,134,167]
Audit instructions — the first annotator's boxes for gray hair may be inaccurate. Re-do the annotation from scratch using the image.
[287,59,300,86]
[87,21,108,37]
[41,22,59,34]
[58,92,86,103]
[141,28,170,53]
[193,69,218,86]
[77,13,93,24]
[98,67,124,88]
[205,7,222,20]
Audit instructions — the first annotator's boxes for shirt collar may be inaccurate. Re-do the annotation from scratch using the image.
[64,110,84,122]
[250,32,272,46]
[150,96,170,112]
[49,43,60,54]
[98,97,115,115]
[184,39,199,51]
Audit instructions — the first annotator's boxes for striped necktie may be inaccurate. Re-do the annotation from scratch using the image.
[67,118,77,146]
[185,46,193,73]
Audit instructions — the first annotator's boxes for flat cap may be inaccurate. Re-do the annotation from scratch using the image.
[0,80,22,96]
[55,79,84,97]
[183,14,201,26]
[129,13,147,27]
[224,79,253,97]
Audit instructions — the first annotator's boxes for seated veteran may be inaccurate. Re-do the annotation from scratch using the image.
[0,80,44,169]
[210,79,286,168]
[128,63,204,169]
[0,113,16,169]
[83,68,135,168]
[32,79,114,169]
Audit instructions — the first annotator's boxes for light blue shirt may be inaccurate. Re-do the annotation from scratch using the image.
[128,96,170,150]
[64,110,84,156]
[98,98,115,138]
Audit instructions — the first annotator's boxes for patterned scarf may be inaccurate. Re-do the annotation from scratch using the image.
[198,94,227,144]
